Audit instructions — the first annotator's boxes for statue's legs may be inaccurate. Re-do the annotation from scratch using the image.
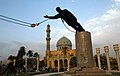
[70,22,85,32]
[76,22,85,32]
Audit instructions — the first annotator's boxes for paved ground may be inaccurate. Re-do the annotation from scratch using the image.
[32,70,120,76]
[33,72,64,76]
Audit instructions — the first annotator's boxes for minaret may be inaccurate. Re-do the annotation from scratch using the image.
[46,24,51,56]
[46,24,51,68]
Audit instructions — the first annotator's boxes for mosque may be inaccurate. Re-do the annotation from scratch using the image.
[44,24,76,70]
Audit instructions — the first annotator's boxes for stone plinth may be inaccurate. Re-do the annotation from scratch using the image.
[65,31,112,76]
[75,31,94,68]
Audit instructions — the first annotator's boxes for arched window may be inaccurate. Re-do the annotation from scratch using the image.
[54,60,58,67]
[64,59,68,67]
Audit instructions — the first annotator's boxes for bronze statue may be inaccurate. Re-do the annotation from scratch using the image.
[44,7,85,32]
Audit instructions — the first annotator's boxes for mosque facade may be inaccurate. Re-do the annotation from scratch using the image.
[45,24,76,70]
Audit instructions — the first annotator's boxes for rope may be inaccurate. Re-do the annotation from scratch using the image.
[61,19,75,33]
[31,19,49,27]
[0,14,49,28]
[0,15,31,25]
[0,18,31,27]
[37,19,49,25]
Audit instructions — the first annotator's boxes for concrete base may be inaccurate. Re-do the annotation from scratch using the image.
[75,31,94,68]
[65,67,112,76]
[65,67,82,74]
[66,31,112,76]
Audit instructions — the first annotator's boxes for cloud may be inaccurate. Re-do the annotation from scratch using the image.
[114,0,120,7]
[115,0,120,4]
[83,6,120,56]
[71,0,75,2]
[0,42,13,58]
[0,41,46,59]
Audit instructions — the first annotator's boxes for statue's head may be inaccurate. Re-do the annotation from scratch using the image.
[56,7,61,12]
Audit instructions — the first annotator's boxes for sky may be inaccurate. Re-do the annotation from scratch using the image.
[0,0,120,61]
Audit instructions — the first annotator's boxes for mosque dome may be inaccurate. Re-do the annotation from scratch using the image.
[56,36,72,50]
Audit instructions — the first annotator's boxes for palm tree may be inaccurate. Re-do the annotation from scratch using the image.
[33,52,39,58]
[8,55,15,65]
[33,52,40,70]
[27,50,33,58]
[8,55,15,61]
[16,46,26,71]
[27,50,33,68]
[17,46,26,58]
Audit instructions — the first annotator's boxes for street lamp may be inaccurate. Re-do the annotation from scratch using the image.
[113,44,120,71]
[96,48,101,69]
[104,46,111,71]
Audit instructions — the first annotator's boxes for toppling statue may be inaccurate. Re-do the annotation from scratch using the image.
[44,7,85,32]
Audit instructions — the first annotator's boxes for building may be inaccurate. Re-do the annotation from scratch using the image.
[45,24,76,70]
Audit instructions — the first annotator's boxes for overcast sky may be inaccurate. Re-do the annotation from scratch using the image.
[0,0,120,60]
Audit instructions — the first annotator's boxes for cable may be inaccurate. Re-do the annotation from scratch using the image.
[0,14,31,25]
[37,19,49,25]
[0,17,31,27]
[61,19,75,33]
[31,19,49,27]
[0,14,49,28]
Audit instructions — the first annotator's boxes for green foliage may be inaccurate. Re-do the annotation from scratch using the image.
[7,46,42,72]
[8,55,15,61]
[17,46,26,58]
[15,46,26,70]
[15,58,24,70]
[27,50,33,58]
[34,52,39,57]
[94,53,117,70]
[40,60,45,67]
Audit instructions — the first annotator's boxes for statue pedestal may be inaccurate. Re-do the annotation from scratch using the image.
[75,31,94,68]
[65,31,112,76]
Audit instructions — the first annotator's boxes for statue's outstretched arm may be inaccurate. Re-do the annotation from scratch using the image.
[44,14,60,19]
